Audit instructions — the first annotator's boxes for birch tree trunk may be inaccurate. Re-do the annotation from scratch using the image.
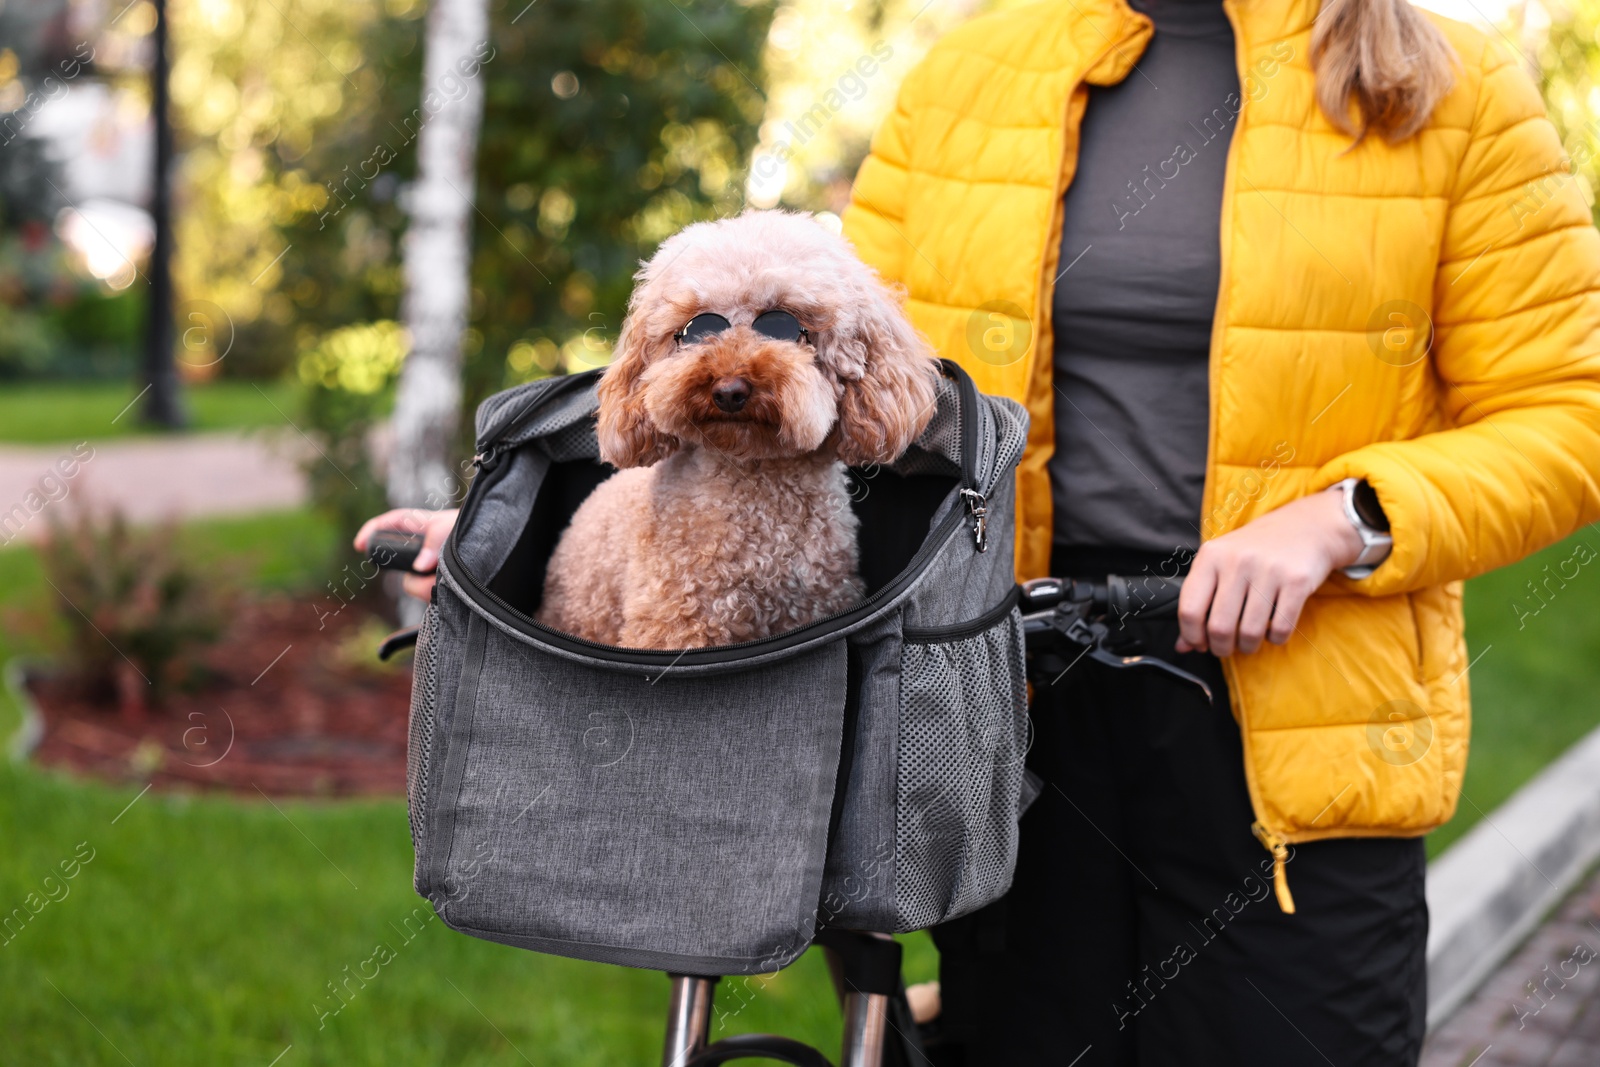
[389,0,490,511]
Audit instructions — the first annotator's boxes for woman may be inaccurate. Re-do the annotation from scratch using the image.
[836,0,1600,1062]
[361,0,1600,1060]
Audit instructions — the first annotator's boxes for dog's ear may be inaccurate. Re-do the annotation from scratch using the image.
[830,280,940,467]
[596,314,678,468]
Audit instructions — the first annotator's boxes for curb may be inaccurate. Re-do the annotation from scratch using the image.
[1427,722,1600,1029]
[3,656,45,763]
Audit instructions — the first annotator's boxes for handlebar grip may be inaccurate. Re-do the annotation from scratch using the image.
[1107,575,1184,620]
[367,529,427,573]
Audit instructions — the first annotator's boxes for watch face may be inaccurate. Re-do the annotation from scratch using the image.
[1351,480,1391,533]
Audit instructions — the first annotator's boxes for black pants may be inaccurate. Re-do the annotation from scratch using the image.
[930,552,1429,1066]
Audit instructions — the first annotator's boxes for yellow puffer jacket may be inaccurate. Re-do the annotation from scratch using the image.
[842,0,1600,908]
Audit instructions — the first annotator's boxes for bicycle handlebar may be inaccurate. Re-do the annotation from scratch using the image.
[1019,572,1211,702]
[367,528,427,574]
[1020,573,1184,621]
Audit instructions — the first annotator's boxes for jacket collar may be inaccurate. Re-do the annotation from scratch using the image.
[1044,0,1321,86]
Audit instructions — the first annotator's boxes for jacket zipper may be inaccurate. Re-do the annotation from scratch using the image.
[1029,15,1151,577]
[1209,0,1297,913]
[443,361,991,669]
[1251,822,1297,914]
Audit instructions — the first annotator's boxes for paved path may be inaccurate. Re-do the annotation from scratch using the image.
[1423,863,1600,1066]
[0,431,309,543]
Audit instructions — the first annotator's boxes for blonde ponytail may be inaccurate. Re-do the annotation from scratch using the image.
[1312,0,1459,143]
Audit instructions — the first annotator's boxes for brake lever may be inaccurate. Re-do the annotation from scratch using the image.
[1024,604,1214,704]
[1082,642,1214,704]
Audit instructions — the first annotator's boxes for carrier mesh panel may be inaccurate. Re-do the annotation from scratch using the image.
[986,403,1027,493]
[885,376,961,479]
[895,609,1027,929]
[481,372,601,449]
[538,421,601,462]
[406,605,440,859]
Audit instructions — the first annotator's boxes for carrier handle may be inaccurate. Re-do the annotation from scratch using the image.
[367,528,427,573]
[376,626,420,661]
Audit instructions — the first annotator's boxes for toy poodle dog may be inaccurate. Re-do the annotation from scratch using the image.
[535,210,941,650]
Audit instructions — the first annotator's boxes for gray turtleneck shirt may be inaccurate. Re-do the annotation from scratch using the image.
[1049,0,1238,555]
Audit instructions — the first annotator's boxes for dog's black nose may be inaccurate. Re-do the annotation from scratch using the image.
[712,377,751,413]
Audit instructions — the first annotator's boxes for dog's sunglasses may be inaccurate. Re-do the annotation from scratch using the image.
[674,310,811,347]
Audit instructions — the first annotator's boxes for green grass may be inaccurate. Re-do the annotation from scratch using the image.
[0,508,935,1064]
[1428,528,1600,854]
[0,379,299,445]
[0,509,1595,1060]
[0,765,939,1066]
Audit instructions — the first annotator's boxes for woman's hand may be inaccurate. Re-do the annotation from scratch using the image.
[353,508,460,602]
[1176,488,1365,656]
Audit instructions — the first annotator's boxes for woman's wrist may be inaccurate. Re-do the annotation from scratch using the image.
[1313,485,1367,570]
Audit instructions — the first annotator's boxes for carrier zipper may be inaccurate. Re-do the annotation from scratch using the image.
[445,503,967,667]
[902,585,1020,644]
[961,489,989,553]
[444,363,997,668]
[948,358,989,552]
[1251,822,1296,914]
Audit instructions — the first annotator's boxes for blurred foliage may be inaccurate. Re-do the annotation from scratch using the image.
[295,320,408,553]
[0,234,145,380]
[0,299,54,377]
[168,0,423,381]
[38,508,227,717]
[751,0,995,213]
[463,0,771,404]
[1537,0,1600,227]
[168,0,774,432]
[0,133,136,379]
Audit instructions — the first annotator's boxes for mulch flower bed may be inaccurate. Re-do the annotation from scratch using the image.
[24,597,415,798]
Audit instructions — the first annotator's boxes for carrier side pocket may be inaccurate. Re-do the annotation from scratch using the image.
[895,593,1027,931]
[426,612,488,912]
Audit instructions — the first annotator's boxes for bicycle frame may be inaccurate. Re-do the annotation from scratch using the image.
[659,930,913,1067]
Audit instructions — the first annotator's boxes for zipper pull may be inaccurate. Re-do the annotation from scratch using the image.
[472,444,501,472]
[960,488,989,553]
[1251,822,1296,914]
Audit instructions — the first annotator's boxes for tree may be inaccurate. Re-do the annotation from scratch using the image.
[389,0,776,509]
[387,0,490,509]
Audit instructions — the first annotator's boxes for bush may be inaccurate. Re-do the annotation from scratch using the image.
[296,320,405,558]
[39,509,226,719]
[0,303,53,378]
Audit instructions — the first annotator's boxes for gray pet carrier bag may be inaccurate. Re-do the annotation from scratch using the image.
[407,359,1032,976]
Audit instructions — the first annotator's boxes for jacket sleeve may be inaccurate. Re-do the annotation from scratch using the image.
[1316,38,1600,596]
[840,72,917,289]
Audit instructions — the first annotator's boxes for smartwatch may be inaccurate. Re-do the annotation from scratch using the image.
[1332,477,1392,579]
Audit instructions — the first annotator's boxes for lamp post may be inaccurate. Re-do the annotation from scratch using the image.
[141,0,184,428]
